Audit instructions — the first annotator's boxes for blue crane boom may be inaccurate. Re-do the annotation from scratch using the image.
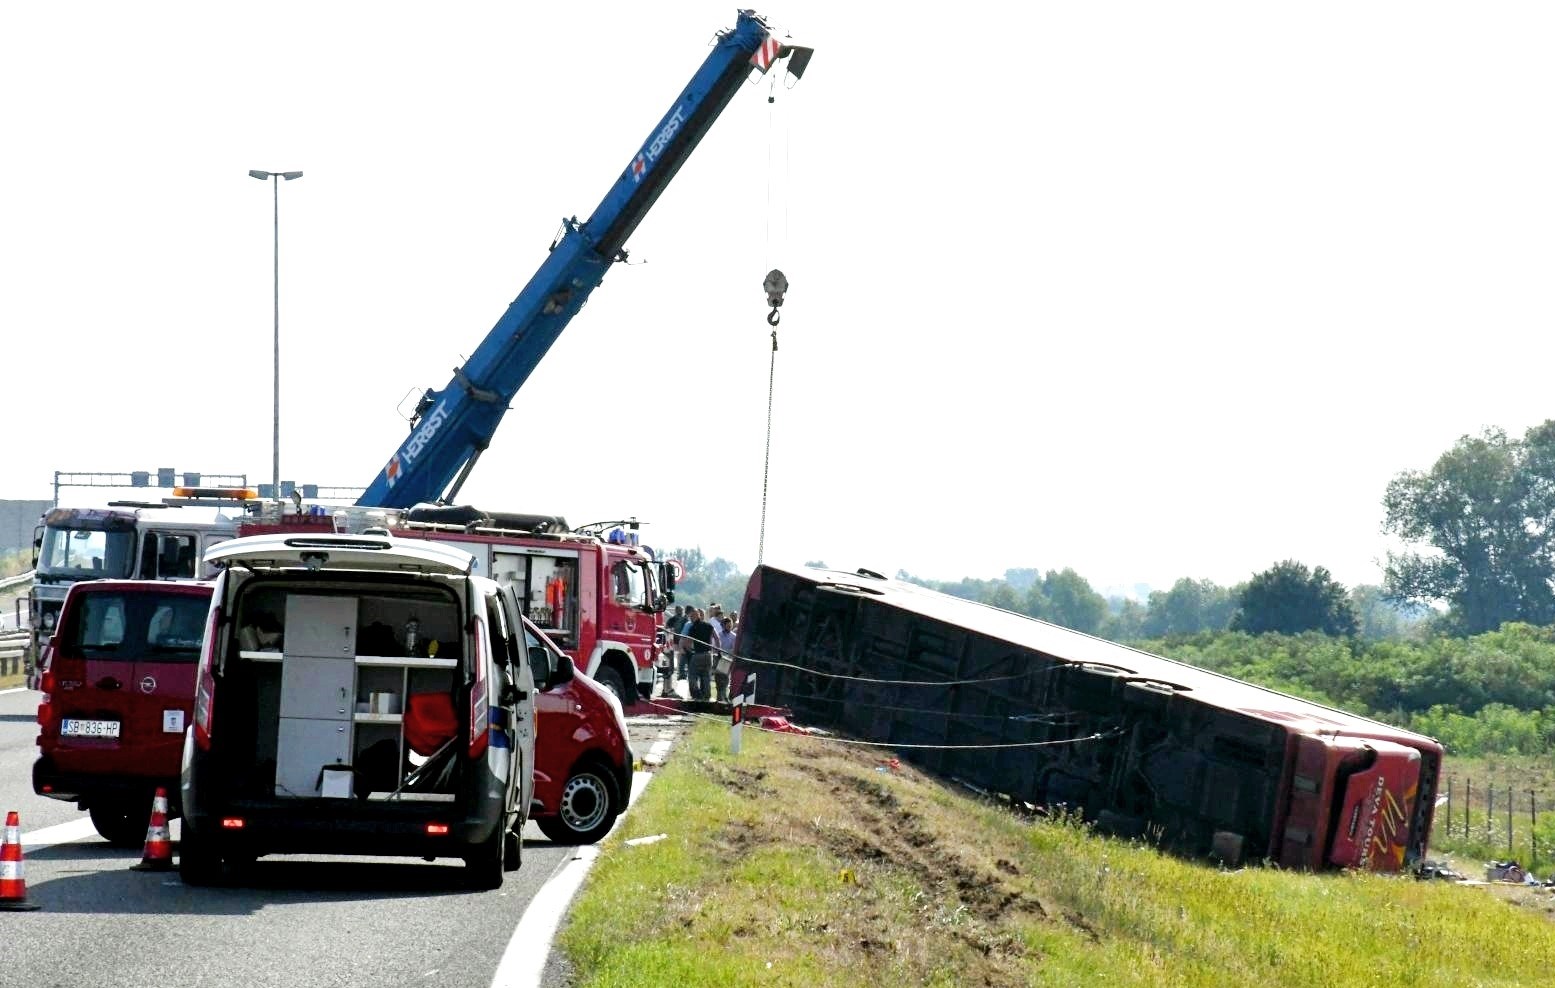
[358,10,812,509]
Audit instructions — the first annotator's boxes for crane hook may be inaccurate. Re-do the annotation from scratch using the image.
[763,268,788,327]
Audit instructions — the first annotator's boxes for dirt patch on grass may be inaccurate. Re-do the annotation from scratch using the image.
[704,761,775,800]
[806,767,1047,925]
[690,737,1102,984]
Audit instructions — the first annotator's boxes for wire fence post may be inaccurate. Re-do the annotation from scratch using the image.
[1532,790,1539,868]
[1445,777,1453,845]
[1507,783,1514,856]
[1464,778,1472,840]
[1487,784,1496,845]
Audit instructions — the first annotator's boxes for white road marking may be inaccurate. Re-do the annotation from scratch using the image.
[490,769,655,988]
[0,687,32,696]
[20,818,98,850]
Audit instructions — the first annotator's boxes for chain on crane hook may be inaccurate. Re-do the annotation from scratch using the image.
[763,269,788,326]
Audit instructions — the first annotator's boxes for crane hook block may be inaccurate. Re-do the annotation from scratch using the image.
[763,268,788,327]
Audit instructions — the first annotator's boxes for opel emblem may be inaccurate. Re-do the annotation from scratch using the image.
[140,676,157,694]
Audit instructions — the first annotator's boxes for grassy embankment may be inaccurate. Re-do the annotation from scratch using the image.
[561,721,1555,988]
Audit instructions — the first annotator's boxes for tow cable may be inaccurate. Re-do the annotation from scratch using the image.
[757,269,788,565]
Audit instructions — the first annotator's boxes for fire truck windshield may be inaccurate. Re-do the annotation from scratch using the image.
[611,560,647,606]
[36,526,135,580]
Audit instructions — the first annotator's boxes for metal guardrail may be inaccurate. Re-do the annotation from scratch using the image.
[0,627,26,679]
[0,573,33,675]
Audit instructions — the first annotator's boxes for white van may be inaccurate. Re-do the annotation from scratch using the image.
[179,533,536,889]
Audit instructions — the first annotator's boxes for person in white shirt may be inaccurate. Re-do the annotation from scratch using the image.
[713,615,737,703]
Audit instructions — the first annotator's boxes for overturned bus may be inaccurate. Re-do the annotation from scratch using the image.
[734,564,1441,873]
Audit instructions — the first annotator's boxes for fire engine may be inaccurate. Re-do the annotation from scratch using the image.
[238,502,673,705]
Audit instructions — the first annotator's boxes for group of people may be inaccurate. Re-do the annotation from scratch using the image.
[659,603,738,702]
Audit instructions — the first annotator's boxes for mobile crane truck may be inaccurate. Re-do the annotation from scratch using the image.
[246,11,814,702]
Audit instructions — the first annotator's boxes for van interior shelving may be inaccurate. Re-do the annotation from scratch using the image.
[219,580,466,801]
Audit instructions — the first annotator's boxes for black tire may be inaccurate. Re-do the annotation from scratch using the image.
[178,823,224,887]
[592,665,628,707]
[536,763,619,845]
[503,828,522,873]
[90,801,149,848]
[463,825,505,891]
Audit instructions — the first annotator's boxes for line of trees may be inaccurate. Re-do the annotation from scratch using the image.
[894,562,1423,644]
[665,548,1428,646]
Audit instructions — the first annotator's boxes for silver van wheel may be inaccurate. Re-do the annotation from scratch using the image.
[558,772,610,833]
[537,765,619,844]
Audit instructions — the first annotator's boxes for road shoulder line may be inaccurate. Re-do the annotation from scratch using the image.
[490,766,656,987]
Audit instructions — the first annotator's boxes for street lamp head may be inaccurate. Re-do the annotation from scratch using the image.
[248,169,271,180]
[280,171,303,181]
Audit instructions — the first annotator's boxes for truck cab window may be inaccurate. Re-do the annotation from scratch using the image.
[140,533,199,579]
[611,561,645,606]
[37,527,134,580]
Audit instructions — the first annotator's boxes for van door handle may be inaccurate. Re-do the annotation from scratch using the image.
[96,676,122,691]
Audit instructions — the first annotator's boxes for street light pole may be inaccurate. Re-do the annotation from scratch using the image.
[248,169,303,501]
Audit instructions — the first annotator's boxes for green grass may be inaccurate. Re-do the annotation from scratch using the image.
[560,722,1555,988]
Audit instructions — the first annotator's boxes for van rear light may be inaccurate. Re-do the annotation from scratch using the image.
[425,823,450,835]
[221,818,245,829]
[193,606,221,751]
[467,614,490,760]
[39,669,55,695]
[40,784,52,793]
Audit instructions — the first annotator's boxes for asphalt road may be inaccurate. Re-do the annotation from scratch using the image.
[0,685,690,988]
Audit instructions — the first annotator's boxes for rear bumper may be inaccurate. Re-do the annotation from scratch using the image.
[32,756,180,813]
[183,750,510,859]
[183,798,504,859]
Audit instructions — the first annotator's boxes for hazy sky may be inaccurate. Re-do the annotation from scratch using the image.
[4,3,1552,596]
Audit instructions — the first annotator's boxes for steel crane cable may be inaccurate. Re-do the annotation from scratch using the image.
[756,73,791,567]
[757,324,777,566]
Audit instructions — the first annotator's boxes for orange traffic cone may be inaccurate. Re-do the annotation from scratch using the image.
[0,810,41,911]
[130,788,173,872]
